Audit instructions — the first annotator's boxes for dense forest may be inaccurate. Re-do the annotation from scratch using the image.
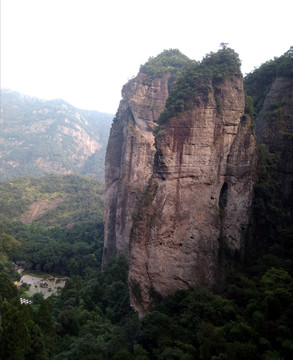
[0,174,104,278]
[1,48,293,360]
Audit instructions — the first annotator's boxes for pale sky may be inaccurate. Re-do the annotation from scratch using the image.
[1,0,292,114]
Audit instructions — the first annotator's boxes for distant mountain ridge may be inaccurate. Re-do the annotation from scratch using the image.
[0,89,113,181]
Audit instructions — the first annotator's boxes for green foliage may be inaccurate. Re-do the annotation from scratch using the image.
[0,174,105,277]
[260,267,292,298]
[264,100,293,135]
[139,49,192,78]
[202,47,242,77]
[157,47,242,127]
[0,272,18,301]
[47,254,138,360]
[0,232,18,257]
[244,46,293,114]
[277,46,293,77]
[133,344,149,360]
[245,143,293,276]
[1,215,292,360]
[0,298,49,360]
[0,174,104,227]
[1,258,291,360]
[3,221,104,276]
[244,93,255,118]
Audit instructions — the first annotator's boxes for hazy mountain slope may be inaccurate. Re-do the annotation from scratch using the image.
[0,89,113,181]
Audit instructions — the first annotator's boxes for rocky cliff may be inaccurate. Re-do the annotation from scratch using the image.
[103,50,191,263]
[103,72,171,262]
[103,48,257,315]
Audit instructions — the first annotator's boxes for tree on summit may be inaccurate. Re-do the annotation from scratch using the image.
[220,42,229,49]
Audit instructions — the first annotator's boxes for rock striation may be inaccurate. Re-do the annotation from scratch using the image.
[103,49,257,315]
[103,72,172,263]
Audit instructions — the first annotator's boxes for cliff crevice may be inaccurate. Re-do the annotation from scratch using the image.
[103,72,172,264]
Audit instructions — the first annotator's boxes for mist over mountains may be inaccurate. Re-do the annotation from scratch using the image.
[0,89,113,181]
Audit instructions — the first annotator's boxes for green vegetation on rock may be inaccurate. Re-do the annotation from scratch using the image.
[244,46,293,114]
[139,48,192,78]
[157,47,242,127]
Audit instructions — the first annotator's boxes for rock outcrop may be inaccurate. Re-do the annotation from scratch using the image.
[103,72,172,263]
[103,49,257,315]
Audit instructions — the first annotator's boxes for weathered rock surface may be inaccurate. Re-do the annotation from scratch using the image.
[128,76,257,315]
[103,50,257,315]
[103,73,171,263]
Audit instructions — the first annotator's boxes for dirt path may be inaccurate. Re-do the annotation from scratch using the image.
[20,197,64,223]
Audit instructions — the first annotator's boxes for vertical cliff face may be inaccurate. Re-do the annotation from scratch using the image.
[103,48,257,315]
[128,74,257,315]
[103,72,172,263]
[103,50,191,264]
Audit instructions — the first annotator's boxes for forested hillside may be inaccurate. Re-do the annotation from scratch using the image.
[0,90,113,181]
[0,174,104,278]
[0,174,104,227]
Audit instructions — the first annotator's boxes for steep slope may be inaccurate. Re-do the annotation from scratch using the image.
[103,48,257,315]
[242,49,293,274]
[0,90,113,180]
[128,49,257,314]
[245,47,293,202]
[103,50,192,263]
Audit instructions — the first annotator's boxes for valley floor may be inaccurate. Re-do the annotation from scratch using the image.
[17,271,66,298]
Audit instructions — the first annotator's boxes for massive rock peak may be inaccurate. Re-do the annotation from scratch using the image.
[103,72,170,262]
[103,50,191,264]
[103,48,257,315]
